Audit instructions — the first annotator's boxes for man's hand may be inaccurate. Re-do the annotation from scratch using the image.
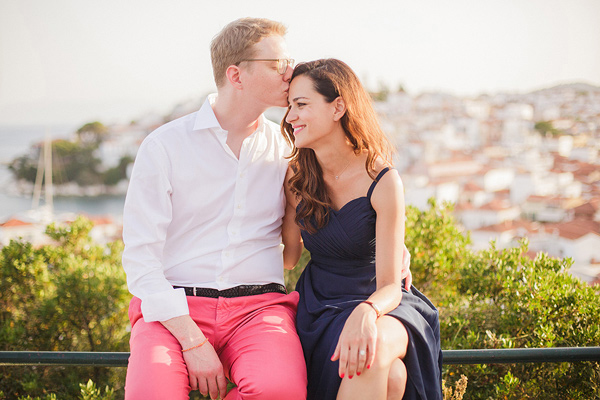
[402,244,412,290]
[182,341,228,399]
[161,315,228,399]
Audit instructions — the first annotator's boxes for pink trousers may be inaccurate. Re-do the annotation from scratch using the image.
[125,292,307,400]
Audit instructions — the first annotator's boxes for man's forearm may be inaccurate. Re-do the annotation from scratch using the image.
[160,314,207,349]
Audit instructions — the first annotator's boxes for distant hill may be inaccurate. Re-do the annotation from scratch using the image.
[530,82,600,95]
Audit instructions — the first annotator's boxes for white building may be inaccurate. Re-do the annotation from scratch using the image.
[0,218,50,247]
[455,198,521,230]
[520,195,579,223]
[528,219,600,266]
[96,126,147,170]
[483,168,515,192]
[470,219,539,251]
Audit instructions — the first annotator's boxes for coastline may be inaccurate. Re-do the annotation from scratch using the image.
[5,177,129,198]
[0,177,127,221]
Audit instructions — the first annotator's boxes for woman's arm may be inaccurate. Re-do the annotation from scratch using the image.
[332,169,407,378]
[282,166,303,269]
[368,168,407,309]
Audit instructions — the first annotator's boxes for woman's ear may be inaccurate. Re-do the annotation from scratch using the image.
[226,65,243,90]
[332,97,347,121]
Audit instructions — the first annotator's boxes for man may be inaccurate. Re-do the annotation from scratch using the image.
[122,18,306,399]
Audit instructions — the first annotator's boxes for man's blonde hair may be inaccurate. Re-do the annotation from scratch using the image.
[210,18,287,88]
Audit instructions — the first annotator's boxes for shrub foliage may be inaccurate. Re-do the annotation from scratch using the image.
[0,217,129,399]
[407,199,600,399]
[1,203,599,399]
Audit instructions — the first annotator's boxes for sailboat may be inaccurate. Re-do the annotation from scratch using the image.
[27,130,54,224]
[0,129,121,247]
[0,130,58,246]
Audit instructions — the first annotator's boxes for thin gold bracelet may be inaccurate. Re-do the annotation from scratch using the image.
[362,300,382,318]
[182,337,209,352]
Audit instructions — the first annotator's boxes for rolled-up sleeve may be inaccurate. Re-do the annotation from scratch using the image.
[122,138,189,322]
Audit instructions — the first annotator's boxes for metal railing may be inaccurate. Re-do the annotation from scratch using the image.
[1,347,600,367]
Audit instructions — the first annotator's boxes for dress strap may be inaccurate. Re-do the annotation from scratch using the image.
[367,167,391,200]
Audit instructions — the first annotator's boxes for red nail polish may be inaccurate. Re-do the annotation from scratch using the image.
[357,372,361,376]
[349,375,353,379]
[340,373,345,378]
[367,365,371,369]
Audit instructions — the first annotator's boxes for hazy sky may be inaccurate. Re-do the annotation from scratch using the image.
[1,0,599,127]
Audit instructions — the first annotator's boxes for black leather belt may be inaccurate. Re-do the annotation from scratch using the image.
[173,283,287,298]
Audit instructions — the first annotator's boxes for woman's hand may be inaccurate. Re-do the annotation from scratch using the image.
[331,303,378,379]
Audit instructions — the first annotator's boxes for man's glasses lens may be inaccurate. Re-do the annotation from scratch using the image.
[277,59,294,75]
[239,59,294,75]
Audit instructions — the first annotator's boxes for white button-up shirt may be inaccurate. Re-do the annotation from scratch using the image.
[122,94,290,322]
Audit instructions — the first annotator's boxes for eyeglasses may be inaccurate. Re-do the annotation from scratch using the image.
[239,58,295,75]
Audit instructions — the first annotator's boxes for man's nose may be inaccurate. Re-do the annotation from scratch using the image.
[283,65,294,82]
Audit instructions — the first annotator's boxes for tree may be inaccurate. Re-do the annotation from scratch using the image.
[76,122,108,146]
[8,139,103,187]
[52,139,102,186]
[7,154,39,183]
[102,156,134,186]
[534,121,563,137]
[370,81,391,102]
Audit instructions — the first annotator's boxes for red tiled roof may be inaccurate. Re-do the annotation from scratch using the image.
[545,219,600,240]
[88,216,114,225]
[463,181,483,192]
[454,201,475,211]
[526,195,562,203]
[525,195,583,209]
[573,199,600,216]
[479,199,514,211]
[0,218,32,227]
[475,219,539,233]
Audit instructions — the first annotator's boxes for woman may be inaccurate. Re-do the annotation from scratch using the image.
[281,59,443,400]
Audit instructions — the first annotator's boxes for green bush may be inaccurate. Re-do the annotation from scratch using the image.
[2,202,599,399]
[406,200,600,399]
[0,217,129,399]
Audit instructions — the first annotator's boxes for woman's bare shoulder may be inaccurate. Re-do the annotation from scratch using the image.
[371,166,404,211]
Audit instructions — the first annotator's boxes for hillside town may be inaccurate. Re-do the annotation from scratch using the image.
[1,83,599,284]
[377,83,600,284]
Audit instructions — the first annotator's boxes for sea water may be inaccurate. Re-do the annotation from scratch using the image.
[0,125,126,220]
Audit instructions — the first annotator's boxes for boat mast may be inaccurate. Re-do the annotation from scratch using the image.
[30,129,54,218]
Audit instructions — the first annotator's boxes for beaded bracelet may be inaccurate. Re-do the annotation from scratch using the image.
[182,337,209,353]
[362,300,382,318]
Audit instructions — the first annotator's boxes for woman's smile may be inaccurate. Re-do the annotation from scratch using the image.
[292,124,306,135]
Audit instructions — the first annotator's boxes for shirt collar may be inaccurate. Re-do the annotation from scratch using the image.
[193,93,222,131]
[192,93,267,134]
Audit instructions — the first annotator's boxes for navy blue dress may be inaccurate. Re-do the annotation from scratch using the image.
[295,168,443,400]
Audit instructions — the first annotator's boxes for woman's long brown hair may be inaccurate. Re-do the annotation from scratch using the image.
[281,59,394,233]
